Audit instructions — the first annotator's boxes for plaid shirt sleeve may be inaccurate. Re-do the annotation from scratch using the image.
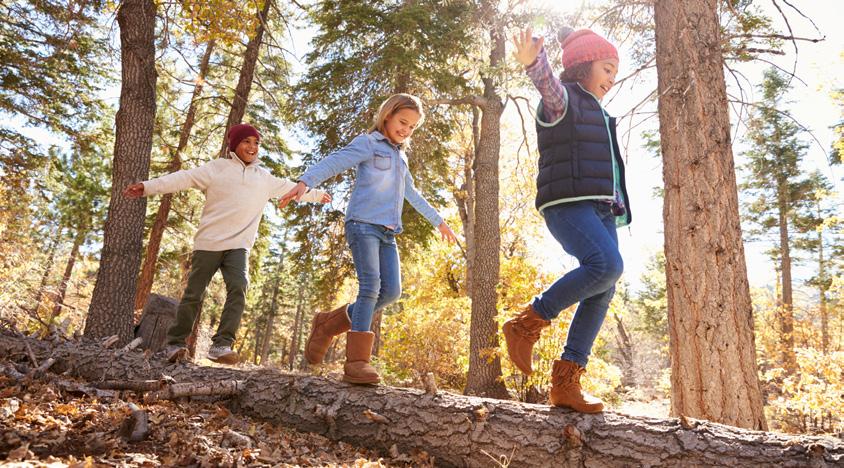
[525,48,567,122]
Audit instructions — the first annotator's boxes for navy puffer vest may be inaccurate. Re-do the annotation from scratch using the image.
[534,83,631,225]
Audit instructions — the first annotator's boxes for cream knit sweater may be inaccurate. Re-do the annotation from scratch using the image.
[143,155,326,251]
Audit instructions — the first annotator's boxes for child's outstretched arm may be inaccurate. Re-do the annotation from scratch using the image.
[512,28,567,123]
[403,171,458,243]
[279,133,373,207]
[123,160,218,199]
[270,177,331,205]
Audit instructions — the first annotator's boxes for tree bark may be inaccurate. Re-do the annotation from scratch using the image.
[654,0,767,430]
[84,0,157,345]
[219,0,272,157]
[134,40,216,312]
[1,333,841,467]
[464,4,508,399]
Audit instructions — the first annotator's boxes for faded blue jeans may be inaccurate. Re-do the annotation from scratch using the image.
[345,220,402,331]
[532,201,623,367]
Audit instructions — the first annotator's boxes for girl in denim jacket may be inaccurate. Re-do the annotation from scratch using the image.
[503,28,632,413]
[280,94,457,384]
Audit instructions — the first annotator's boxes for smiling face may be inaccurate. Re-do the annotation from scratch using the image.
[234,136,259,164]
[383,108,421,145]
[581,57,619,100]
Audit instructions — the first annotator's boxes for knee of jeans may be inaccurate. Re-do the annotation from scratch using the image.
[587,252,624,287]
[357,282,381,301]
[380,283,402,305]
[226,277,249,293]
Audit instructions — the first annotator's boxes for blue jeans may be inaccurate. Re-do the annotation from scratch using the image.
[532,201,623,367]
[345,221,402,331]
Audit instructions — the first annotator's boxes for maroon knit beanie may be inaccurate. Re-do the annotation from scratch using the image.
[227,123,261,152]
[559,28,618,70]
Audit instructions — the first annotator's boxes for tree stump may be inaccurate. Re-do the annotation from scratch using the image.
[134,294,178,353]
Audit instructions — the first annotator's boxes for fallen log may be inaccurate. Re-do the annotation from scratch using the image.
[0,332,841,467]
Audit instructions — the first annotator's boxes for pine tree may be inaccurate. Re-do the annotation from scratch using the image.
[740,68,813,372]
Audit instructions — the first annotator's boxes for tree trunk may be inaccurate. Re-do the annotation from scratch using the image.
[52,223,88,319]
[464,7,508,399]
[371,309,383,357]
[654,0,767,430]
[777,187,797,371]
[613,314,635,389]
[219,0,272,157]
[134,40,216,312]
[34,232,61,311]
[2,333,842,467]
[260,277,280,365]
[454,107,479,293]
[289,287,305,370]
[818,226,828,354]
[84,0,157,345]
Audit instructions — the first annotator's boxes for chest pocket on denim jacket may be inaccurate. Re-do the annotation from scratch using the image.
[373,151,392,171]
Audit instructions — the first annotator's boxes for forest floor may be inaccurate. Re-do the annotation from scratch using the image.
[0,357,435,467]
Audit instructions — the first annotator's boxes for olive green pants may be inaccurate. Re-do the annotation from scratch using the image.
[166,249,248,348]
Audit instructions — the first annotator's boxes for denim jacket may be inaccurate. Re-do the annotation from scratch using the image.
[299,131,443,233]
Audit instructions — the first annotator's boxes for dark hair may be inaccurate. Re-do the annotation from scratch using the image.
[559,61,592,84]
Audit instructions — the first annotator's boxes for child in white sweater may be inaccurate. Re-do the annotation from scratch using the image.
[124,123,329,364]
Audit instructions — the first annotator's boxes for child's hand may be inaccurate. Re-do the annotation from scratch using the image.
[278,181,308,209]
[319,192,332,204]
[437,222,458,243]
[512,28,544,67]
[123,182,145,198]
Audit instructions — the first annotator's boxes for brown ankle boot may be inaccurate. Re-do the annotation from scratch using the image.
[549,359,604,413]
[343,331,380,385]
[502,304,551,374]
[304,304,351,365]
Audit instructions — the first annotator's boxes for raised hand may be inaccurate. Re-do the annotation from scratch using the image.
[278,181,309,209]
[511,28,544,67]
[123,182,145,199]
[437,222,458,244]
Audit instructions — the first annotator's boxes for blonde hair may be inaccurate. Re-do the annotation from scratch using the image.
[368,94,425,143]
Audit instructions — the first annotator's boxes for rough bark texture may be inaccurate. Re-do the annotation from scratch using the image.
[464,3,508,399]
[85,0,157,344]
[134,294,178,353]
[0,333,841,467]
[134,40,215,312]
[654,0,767,430]
[219,0,272,157]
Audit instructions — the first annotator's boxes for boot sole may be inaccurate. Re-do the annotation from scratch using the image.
[342,375,380,385]
[550,401,604,413]
[208,353,239,365]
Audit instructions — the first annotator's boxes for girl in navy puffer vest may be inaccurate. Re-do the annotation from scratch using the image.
[503,27,631,413]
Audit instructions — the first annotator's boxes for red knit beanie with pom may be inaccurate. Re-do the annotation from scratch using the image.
[227,123,261,152]
[559,28,618,69]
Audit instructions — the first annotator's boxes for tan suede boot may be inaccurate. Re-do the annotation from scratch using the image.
[343,331,380,384]
[502,304,551,374]
[304,304,351,365]
[549,359,604,413]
